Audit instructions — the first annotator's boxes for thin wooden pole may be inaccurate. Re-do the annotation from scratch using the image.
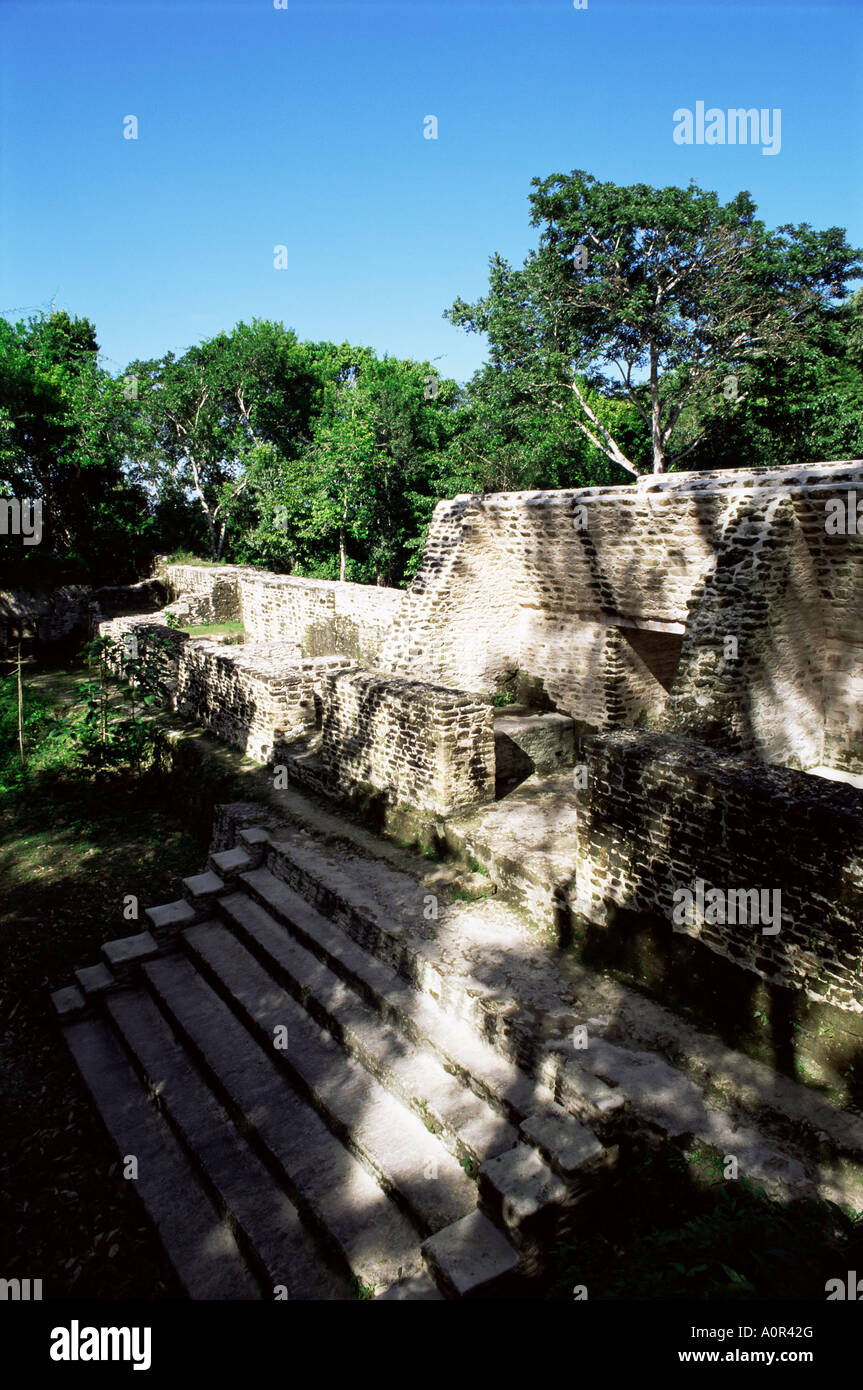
[17,641,25,767]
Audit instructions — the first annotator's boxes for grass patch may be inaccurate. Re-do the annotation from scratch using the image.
[163,552,228,568]
[180,621,245,638]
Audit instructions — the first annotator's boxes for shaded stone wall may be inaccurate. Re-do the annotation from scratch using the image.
[573,730,863,1013]
[319,669,495,816]
[0,579,164,655]
[661,491,825,767]
[156,563,244,624]
[1,585,90,652]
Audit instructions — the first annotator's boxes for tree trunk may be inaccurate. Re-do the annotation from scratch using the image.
[200,505,218,561]
[339,492,348,583]
[649,342,665,473]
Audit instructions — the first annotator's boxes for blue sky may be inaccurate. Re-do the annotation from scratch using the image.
[1,0,860,384]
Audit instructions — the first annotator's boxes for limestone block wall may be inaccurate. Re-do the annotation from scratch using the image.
[237,573,402,665]
[0,585,88,652]
[0,579,164,654]
[661,492,825,767]
[175,644,347,762]
[823,640,863,774]
[156,563,245,624]
[380,461,863,772]
[157,560,402,665]
[89,579,166,618]
[97,614,186,691]
[573,730,863,1012]
[97,613,348,763]
[319,669,495,816]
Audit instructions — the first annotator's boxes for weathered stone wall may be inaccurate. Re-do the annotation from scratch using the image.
[157,560,402,664]
[156,563,244,624]
[572,730,863,1013]
[0,579,165,655]
[319,669,495,816]
[823,639,863,774]
[0,585,90,652]
[97,614,348,763]
[238,574,401,663]
[380,461,863,771]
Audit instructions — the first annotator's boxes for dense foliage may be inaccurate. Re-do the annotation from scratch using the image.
[2,174,860,590]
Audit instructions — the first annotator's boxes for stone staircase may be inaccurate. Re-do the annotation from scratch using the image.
[52,818,620,1301]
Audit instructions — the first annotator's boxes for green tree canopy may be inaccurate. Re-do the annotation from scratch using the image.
[0,310,150,584]
[126,320,332,561]
[446,172,863,474]
[238,354,459,585]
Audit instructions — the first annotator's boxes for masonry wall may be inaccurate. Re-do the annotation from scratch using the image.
[237,573,402,665]
[158,560,402,665]
[97,614,347,763]
[380,461,863,772]
[319,669,495,816]
[157,563,244,624]
[572,730,863,1013]
[0,579,164,655]
[823,639,863,774]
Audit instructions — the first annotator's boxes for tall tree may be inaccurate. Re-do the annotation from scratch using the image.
[446,172,863,474]
[126,320,328,561]
[243,354,458,586]
[0,310,150,582]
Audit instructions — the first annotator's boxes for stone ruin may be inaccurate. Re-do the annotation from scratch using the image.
[97,458,863,1016]
[50,457,863,1300]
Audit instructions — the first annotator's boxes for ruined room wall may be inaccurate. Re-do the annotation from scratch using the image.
[573,730,863,1013]
[379,494,525,691]
[380,484,726,711]
[380,461,863,768]
[661,492,825,767]
[157,561,402,665]
[318,668,495,817]
[236,573,402,665]
[156,563,245,624]
[0,579,164,655]
[97,613,347,763]
[823,639,863,774]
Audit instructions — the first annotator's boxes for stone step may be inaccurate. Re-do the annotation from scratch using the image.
[374,1272,446,1301]
[477,1143,569,1259]
[248,834,619,1117]
[51,984,87,1020]
[210,846,254,879]
[144,899,197,943]
[181,922,478,1237]
[74,963,116,998]
[519,1103,612,1185]
[141,950,426,1293]
[104,987,352,1300]
[237,867,573,1127]
[181,870,228,912]
[101,930,160,981]
[237,826,270,868]
[421,1209,521,1300]
[61,1016,259,1300]
[215,889,517,1169]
